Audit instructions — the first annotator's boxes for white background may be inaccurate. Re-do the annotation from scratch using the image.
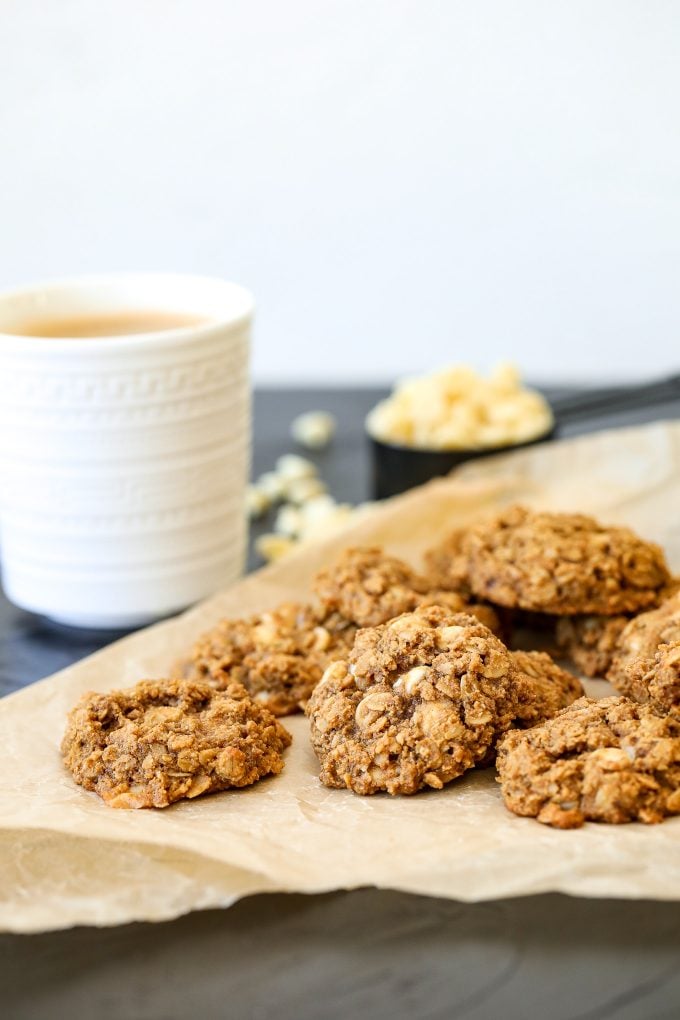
[1,1,678,384]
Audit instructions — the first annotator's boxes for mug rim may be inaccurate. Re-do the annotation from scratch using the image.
[0,272,254,352]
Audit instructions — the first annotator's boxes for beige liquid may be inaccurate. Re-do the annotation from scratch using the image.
[7,310,211,338]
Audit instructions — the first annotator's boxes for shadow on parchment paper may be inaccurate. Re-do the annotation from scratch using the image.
[2,888,680,1020]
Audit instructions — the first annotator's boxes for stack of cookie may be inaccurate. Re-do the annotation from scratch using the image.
[424,505,680,827]
[187,546,505,717]
[61,506,680,832]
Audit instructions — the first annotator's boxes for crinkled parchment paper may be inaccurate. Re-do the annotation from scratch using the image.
[2,421,680,933]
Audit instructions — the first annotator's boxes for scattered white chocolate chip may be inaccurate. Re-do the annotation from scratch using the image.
[276,453,317,481]
[255,533,296,563]
[274,504,304,538]
[302,504,355,542]
[299,494,338,523]
[284,476,328,505]
[246,485,270,519]
[256,471,286,502]
[291,410,337,449]
[250,437,378,563]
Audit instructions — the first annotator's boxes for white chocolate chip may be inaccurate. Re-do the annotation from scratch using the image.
[312,626,332,652]
[255,533,295,563]
[256,471,286,502]
[300,504,354,542]
[394,665,430,695]
[284,476,328,505]
[245,485,270,519]
[365,362,553,451]
[274,504,303,538]
[299,494,338,523]
[276,453,317,481]
[439,625,467,645]
[291,411,337,449]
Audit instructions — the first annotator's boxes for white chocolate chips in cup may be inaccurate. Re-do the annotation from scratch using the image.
[366,362,553,451]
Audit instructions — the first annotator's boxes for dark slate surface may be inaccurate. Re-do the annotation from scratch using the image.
[2,386,680,1020]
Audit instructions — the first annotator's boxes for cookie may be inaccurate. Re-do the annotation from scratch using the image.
[62,678,292,809]
[423,528,472,596]
[630,642,680,717]
[464,505,669,615]
[418,589,501,636]
[510,650,584,726]
[189,602,355,716]
[307,606,526,795]
[497,696,680,828]
[313,546,432,628]
[607,593,680,710]
[555,614,630,678]
[315,546,501,634]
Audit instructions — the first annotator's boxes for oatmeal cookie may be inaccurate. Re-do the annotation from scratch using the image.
[423,528,471,596]
[630,642,680,717]
[497,696,680,828]
[62,678,292,809]
[307,607,526,795]
[607,593,680,708]
[510,650,584,726]
[189,602,355,716]
[556,580,680,679]
[313,547,431,628]
[464,505,669,615]
[315,546,501,634]
[556,614,629,678]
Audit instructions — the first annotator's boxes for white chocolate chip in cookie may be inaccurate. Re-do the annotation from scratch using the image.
[307,607,524,797]
[439,625,467,646]
[393,666,430,695]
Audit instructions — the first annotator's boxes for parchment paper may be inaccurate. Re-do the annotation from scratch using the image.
[2,420,680,934]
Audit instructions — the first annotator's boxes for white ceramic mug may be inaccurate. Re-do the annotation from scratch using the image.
[0,273,252,628]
